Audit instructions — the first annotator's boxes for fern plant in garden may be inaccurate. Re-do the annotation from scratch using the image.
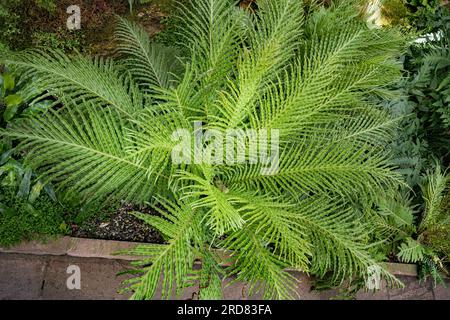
[0,0,406,299]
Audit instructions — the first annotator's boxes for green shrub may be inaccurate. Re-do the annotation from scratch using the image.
[32,29,86,52]
[387,4,450,188]
[0,187,68,247]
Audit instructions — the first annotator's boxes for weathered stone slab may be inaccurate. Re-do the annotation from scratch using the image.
[41,256,132,300]
[67,238,142,260]
[0,237,71,256]
[432,279,450,300]
[384,262,418,277]
[388,276,434,300]
[0,253,47,299]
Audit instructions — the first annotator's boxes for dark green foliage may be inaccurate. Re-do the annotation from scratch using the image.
[31,29,86,53]
[387,4,450,187]
[404,0,450,32]
[381,2,450,287]
[0,0,57,49]
[0,186,68,247]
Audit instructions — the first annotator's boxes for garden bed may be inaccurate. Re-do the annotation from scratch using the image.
[70,203,165,244]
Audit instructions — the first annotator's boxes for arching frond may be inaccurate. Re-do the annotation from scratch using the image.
[116,17,182,92]
[0,105,157,203]
[2,49,140,116]
[221,138,401,199]
[124,200,198,299]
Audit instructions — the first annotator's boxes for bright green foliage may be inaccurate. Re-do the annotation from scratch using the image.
[0,0,406,299]
[418,166,450,255]
[397,166,450,284]
[397,237,426,262]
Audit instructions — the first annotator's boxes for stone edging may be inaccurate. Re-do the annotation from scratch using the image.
[0,236,418,277]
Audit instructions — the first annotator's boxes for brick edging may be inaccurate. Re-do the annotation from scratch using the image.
[0,236,418,277]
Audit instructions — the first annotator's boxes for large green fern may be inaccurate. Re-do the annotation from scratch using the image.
[0,0,406,299]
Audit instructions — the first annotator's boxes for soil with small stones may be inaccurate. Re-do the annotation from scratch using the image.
[71,203,165,244]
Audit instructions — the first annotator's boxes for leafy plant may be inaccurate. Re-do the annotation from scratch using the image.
[385,4,450,188]
[128,0,156,13]
[32,29,86,53]
[0,67,56,204]
[0,186,68,247]
[0,0,406,299]
[397,166,450,285]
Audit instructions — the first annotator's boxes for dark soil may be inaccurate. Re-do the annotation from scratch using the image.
[71,203,165,244]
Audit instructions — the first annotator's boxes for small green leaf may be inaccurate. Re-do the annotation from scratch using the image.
[3,105,19,122]
[44,183,58,202]
[2,73,15,91]
[0,149,13,165]
[29,180,44,203]
[17,168,32,198]
[5,94,22,107]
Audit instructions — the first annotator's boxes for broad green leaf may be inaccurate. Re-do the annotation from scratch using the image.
[0,149,13,165]
[2,73,14,91]
[44,184,58,202]
[17,167,32,198]
[5,94,22,107]
[3,105,19,121]
[29,180,44,203]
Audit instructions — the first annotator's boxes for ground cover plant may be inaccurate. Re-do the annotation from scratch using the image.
[0,0,412,299]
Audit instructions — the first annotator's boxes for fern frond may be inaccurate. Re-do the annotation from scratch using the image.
[0,105,157,203]
[216,0,305,129]
[225,225,299,300]
[420,165,449,231]
[397,238,426,263]
[115,17,182,92]
[1,49,140,116]
[125,200,198,299]
[222,138,400,199]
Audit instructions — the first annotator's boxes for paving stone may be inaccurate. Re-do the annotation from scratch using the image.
[41,256,132,300]
[0,253,47,300]
[221,276,263,300]
[356,280,389,300]
[0,237,71,256]
[290,272,321,300]
[432,279,450,300]
[384,263,418,277]
[67,238,142,261]
[0,252,438,300]
[388,276,434,300]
